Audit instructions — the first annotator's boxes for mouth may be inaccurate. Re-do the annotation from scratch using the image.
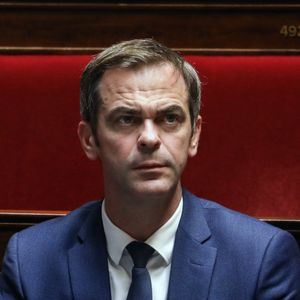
[133,162,166,170]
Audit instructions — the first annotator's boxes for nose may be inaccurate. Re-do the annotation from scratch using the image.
[137,119,161,153]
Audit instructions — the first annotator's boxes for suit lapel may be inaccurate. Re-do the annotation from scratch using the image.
[167,190,217,300]
[68,203,111,300]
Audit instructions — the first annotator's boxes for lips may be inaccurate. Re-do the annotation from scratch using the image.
[133,162,166,170]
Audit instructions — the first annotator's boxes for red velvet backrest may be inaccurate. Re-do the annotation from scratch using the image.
[1,55,299,218]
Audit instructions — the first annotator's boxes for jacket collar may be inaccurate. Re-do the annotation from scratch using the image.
[68,202,111,300]
[167,190,217,300]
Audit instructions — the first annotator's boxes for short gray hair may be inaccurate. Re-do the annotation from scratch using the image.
[80,38,201,139]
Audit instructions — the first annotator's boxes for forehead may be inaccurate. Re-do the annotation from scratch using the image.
[99,63,188,108]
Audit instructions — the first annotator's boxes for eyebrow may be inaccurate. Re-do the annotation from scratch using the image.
[107,104,185,118]
[157,105,185,114]
[108,106,141,116]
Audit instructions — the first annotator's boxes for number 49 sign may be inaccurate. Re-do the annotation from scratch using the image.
[280,25,300,37]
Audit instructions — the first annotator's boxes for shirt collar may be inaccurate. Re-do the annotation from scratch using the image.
[145,199,182,265]
[102,201,134,266]
[102,198,183,266]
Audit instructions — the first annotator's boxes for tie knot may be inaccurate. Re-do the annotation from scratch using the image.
[126,241,155,268]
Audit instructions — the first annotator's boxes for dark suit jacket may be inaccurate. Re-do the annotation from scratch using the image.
[1,190,300,299]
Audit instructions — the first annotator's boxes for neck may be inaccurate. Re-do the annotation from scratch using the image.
[104,184,182,241]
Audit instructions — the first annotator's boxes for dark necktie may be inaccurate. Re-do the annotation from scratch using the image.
[126,241,155,300]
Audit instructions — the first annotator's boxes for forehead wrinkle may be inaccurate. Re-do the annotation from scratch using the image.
[99,63,188,113]
[104,85,187,103]
[106,77,184,92]
[101,90,188,119]
[102,64,186,94]
[119,89,186,103]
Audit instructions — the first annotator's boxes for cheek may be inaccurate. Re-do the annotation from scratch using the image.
[162,133,191,162]
[101,134,137,161]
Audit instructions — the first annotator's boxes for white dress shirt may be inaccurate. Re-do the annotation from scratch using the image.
[102,198,183,300]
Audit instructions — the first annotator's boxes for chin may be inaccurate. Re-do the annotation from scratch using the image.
[130,179,179,197]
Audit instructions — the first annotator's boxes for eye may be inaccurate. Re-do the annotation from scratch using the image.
[118,116,133,125]
[164,113,179,124]
[118,115,135,125]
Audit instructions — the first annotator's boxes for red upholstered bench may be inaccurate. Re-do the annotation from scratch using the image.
[1,55,300,219]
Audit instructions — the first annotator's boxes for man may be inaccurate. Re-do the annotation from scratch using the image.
[1,39,300,299]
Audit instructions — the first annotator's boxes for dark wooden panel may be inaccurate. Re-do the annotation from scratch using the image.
[1,211,300,268]
[0,3,300,54]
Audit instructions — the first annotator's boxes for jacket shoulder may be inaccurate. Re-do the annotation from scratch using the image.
[15,200,102,249]
[183,190,286,243]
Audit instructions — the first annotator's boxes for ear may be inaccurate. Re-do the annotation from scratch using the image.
[77,121,99,160]
[188,115,202,157]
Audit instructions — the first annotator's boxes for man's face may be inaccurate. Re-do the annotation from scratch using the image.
[80,63,201,198]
